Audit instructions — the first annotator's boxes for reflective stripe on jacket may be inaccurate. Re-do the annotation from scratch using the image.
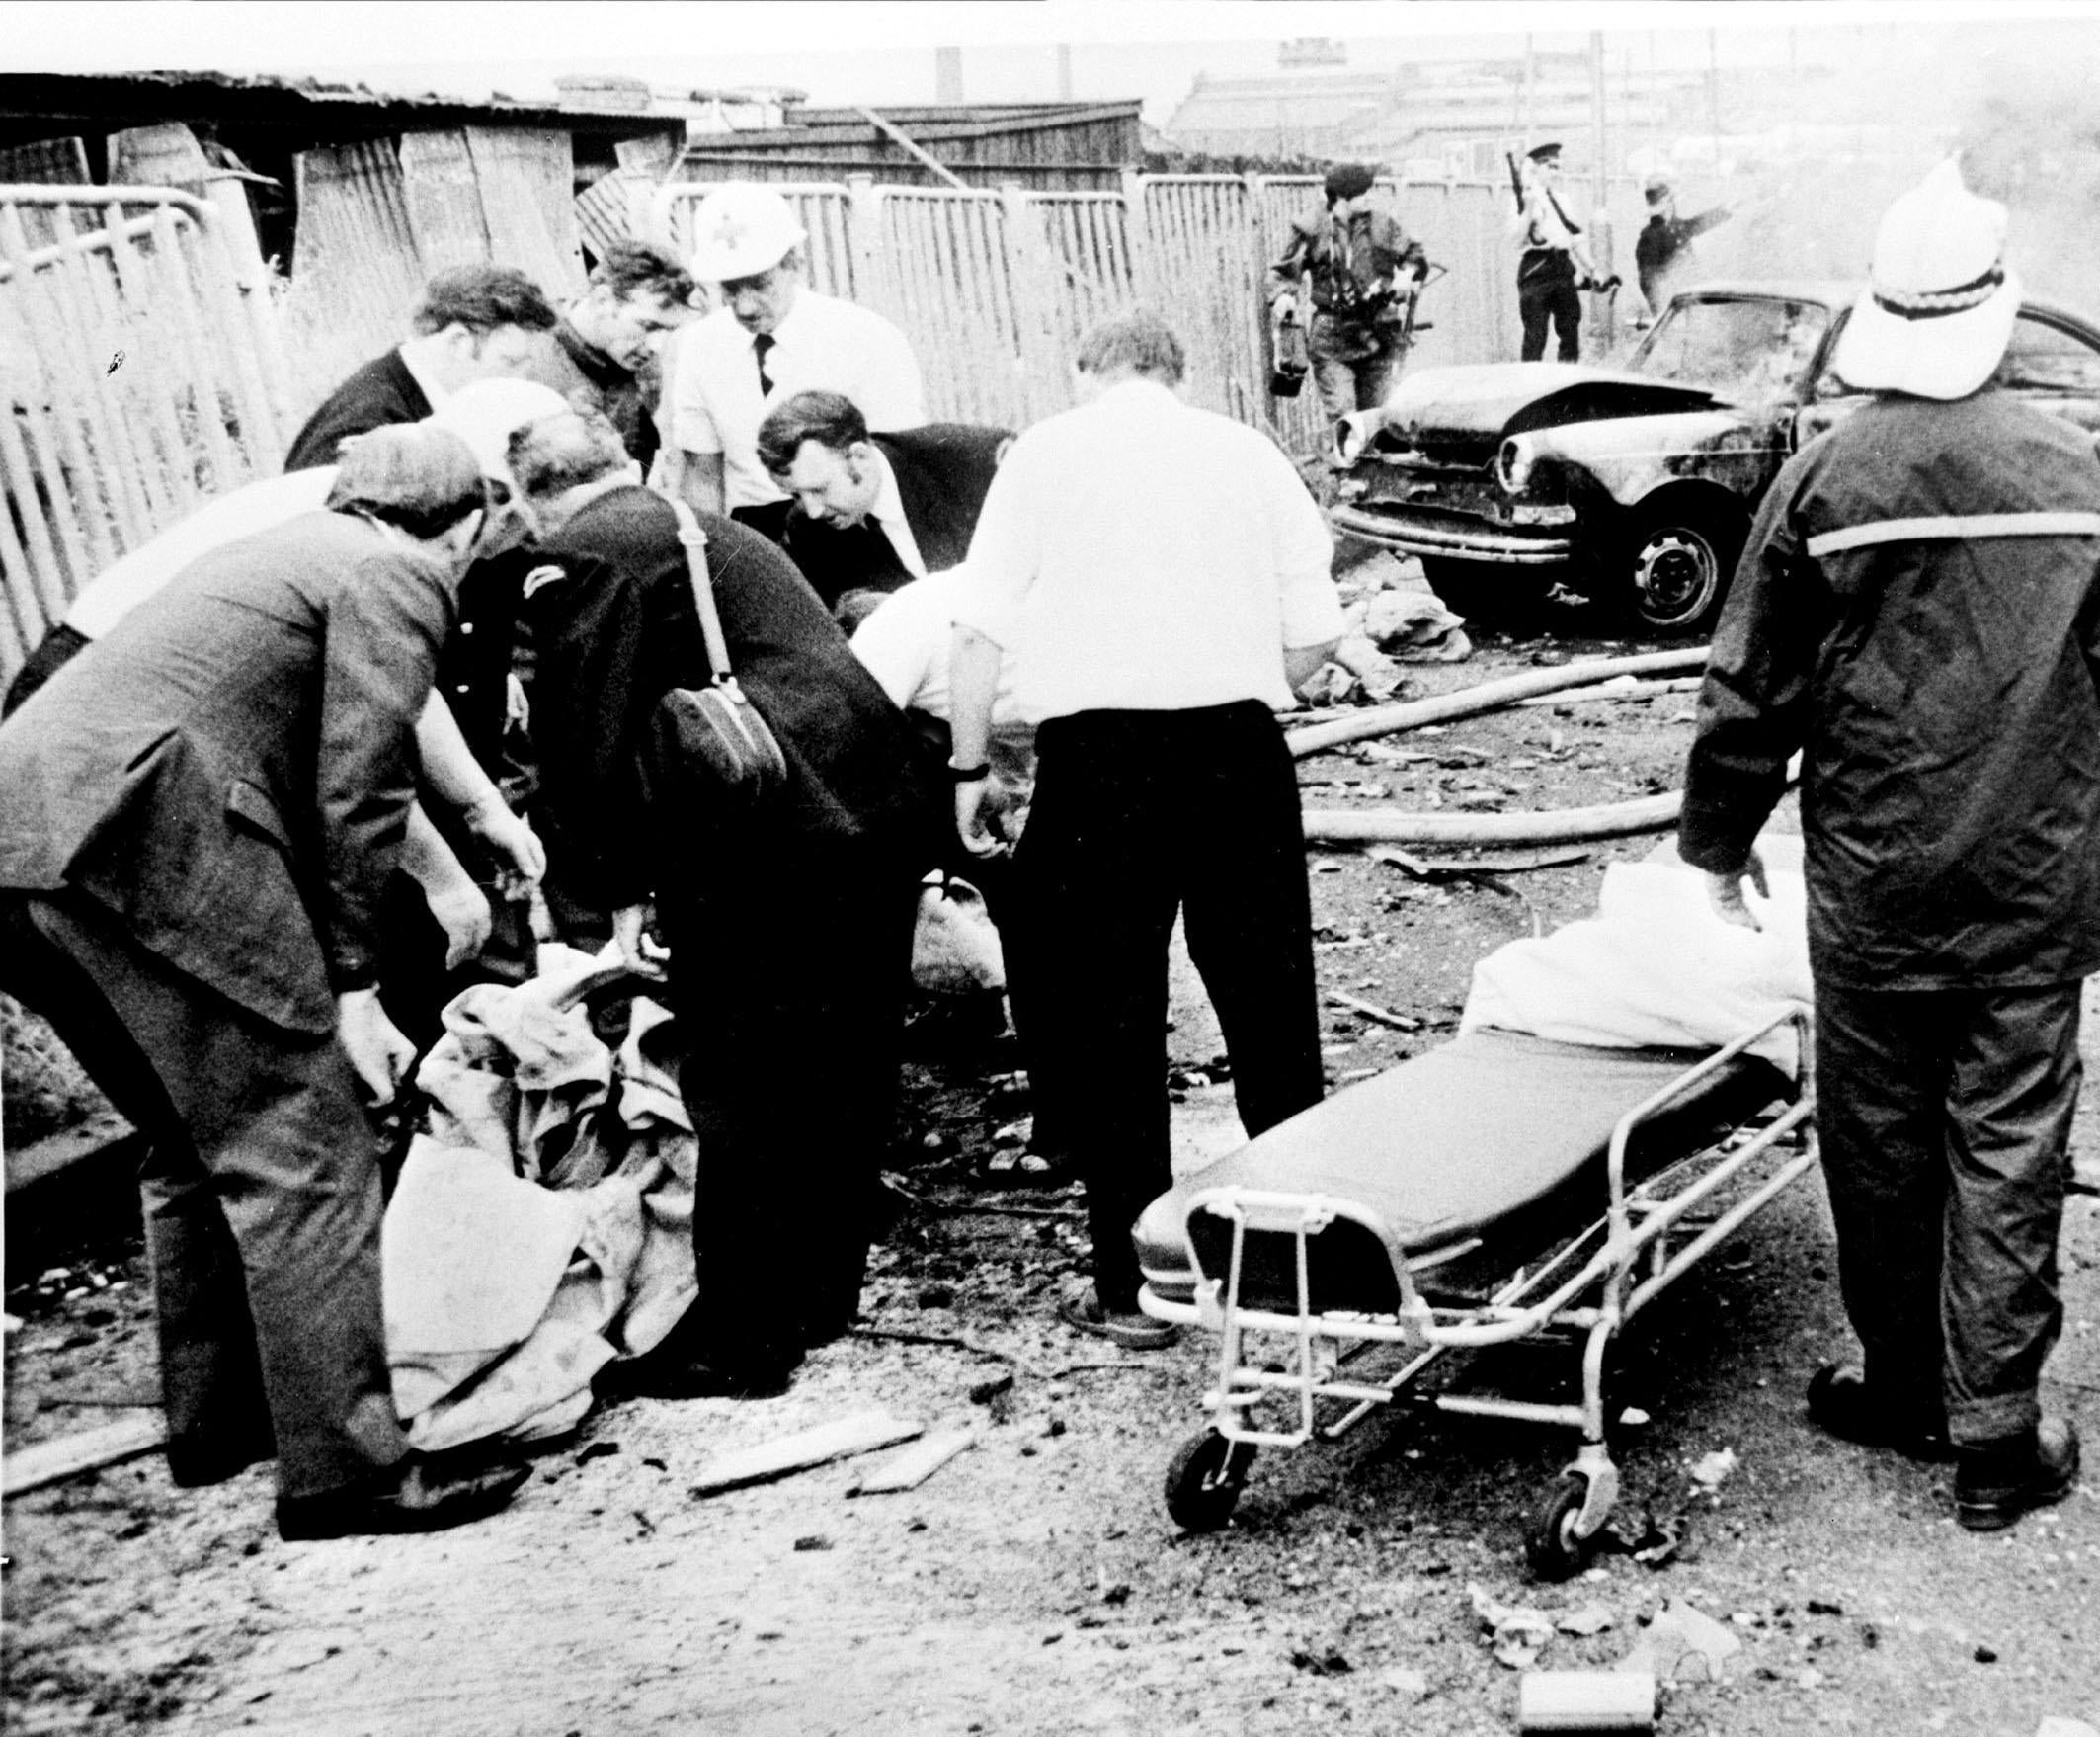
[1680,387,2100,989]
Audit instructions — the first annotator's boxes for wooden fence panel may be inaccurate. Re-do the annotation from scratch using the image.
[1135,178,1269,426]
[876,189,1029,427]
[0,185,290,681]
[284,142,426,420]
[463,126,586,301]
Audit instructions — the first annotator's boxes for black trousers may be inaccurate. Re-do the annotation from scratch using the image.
[656,836,920,1377]
[1519,276,1582,362]
[0,892,408,1499]
[1815,976,2080,1447]
[1012,703,1326,1312]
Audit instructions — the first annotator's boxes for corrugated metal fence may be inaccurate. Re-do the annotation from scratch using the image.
[3,169,1615,683]
[1,184,291,678]
[650,173,1570,445]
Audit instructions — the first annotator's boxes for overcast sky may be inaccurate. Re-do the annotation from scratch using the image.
[8,0,2095,129]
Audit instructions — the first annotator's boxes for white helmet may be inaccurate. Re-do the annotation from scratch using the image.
[687,183,807,283]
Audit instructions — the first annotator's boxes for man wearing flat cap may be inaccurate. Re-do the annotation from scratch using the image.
[1680,159,2098,1533]
[1266,162,1428,431]
[1512,142,1603,361]
[666,183,927,545]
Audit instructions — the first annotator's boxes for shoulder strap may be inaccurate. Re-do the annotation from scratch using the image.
[667,497,735,685]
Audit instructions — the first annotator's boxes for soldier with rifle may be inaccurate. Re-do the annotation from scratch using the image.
[1507,142,1618,362]
[1266,162,1429,441]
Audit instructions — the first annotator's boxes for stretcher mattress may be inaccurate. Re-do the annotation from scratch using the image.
[1137,1028,1789,1308]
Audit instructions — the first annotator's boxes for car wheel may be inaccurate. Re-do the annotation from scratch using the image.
[1620,505,1743,637]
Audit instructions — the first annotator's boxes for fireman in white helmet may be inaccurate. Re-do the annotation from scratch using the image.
[665,183,926,544]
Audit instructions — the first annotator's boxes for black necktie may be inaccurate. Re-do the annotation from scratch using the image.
[753,333,775,396]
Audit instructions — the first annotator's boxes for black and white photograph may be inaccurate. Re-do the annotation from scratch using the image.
[3,1,2098,1730]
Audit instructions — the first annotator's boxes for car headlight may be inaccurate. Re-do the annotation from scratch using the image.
[1497,435,1536,494]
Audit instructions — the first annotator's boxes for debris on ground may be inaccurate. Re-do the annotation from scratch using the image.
[847,1425,977,1495]
[1615,1599,1743,1682]
[1518,1668,1655,1732]
[687,1411,923,1497]
[1688,1447,1738,1489]
[1471,1585,1561,1669]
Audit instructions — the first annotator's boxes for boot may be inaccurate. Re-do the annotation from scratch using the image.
[1954,1416,2080,1532]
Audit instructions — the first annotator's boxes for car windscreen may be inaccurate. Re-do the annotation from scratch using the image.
[1631,298,1831,401]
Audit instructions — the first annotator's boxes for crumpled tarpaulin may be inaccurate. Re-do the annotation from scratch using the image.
[381,946,697,1451]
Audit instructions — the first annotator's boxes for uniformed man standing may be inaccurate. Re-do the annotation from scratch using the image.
[1266,162,1427,433]
[1512,142,1603,362]
[1634,177,1733,318]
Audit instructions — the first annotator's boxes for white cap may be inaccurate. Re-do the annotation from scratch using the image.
[687,183,807,283]
[424,379,571,482]
[1829,157,2020,401]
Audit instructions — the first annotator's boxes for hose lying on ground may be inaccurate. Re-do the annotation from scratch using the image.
[1302,791,1681,848]
[1292,646,1711,848]
[1287,646,1709,759]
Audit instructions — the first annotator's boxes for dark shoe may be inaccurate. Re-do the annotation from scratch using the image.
[601,1353,796,1402]
[1057,1282,1181,1351]
[1956,1417,2080,1532]
[276,1454,530,1541]
[1806,1364,1952,1461]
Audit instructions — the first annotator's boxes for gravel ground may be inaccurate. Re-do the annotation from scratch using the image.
[5,586,2098,1736]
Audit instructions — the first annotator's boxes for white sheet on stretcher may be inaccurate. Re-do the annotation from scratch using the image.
[1459,833,1812,1076]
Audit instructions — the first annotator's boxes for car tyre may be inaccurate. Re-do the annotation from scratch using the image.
[1619,503,1744,638]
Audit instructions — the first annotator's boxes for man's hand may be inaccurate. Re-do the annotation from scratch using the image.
[612,902,670,976]
[464,793,546,893]
[1704,848,1770,932]
[955,778,1006,860]
[337,987,417,1108]
[425,877,493,969]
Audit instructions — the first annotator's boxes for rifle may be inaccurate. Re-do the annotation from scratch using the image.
[1398,261,1446,349]
[1504,151,1527,217]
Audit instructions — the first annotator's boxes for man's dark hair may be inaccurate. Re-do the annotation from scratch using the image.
[410,265,559,337]
[756,390,869,477]
[507,409,632,502]
[589,240,696,308]
[1075,310,1185,387]
[326,424,488,538]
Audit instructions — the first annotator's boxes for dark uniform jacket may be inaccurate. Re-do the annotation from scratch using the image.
[1267,205,1426,321]
[780,425,1011,611]
[0,511,452,1031]
[283,350,432,472]
[1680,388,2100,989]
[526,487,941,919]
[1635,207,1731,312]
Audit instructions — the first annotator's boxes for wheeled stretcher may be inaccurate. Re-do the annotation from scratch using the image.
[1133,1011,1817,1577]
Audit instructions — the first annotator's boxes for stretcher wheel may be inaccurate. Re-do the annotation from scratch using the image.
[1525,1471,1595,1581]
[1165,1430,1255,1532]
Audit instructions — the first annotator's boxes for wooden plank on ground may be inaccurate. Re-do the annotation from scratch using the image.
[3,1410,166,1497]
[4,1109,137,1193]
[688,1411,922,1497]
[846,1425,976,1495]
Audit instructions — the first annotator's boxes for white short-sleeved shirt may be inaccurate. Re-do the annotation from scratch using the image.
[949,377,1343,723]
[66,468,338,638]
[850,568,1021,731]
[668,290,927,512]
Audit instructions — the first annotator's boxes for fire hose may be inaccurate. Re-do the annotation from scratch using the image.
[1294,646,1710,847]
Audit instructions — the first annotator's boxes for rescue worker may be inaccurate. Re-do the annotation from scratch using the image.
[1679,159,2095,1531]
[1266,161,1428,433]
[1634,177,1733,318]
[1512,142,1604,362]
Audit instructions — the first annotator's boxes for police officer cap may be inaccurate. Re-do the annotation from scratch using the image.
[1527,142,1563,164]
[1324,162,1377,203]
[1644,176,1674,203]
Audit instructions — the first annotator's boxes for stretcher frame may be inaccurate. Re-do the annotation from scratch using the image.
[1139,1010,1817,1577]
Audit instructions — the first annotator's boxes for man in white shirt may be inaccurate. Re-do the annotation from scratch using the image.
[947,310,1344,1348]
[665,183,926,544]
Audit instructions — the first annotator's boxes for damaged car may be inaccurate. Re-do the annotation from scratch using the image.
[1330,282,2100,635]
